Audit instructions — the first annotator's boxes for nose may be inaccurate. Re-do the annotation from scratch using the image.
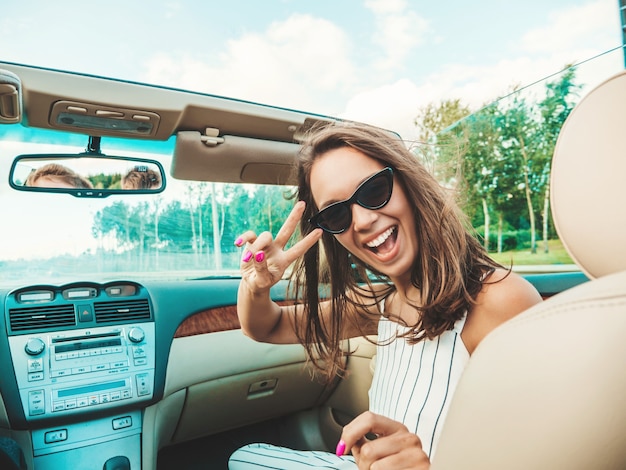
[351,204,378,232]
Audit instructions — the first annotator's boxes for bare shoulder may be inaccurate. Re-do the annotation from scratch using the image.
[479,269,543,316]
[462,268,542,354]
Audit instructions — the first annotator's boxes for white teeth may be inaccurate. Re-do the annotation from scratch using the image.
[366,227,394,248]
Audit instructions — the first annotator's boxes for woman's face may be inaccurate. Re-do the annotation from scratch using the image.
[309,147,418,284]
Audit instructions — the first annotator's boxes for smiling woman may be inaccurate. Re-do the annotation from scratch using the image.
[230,122,543,468]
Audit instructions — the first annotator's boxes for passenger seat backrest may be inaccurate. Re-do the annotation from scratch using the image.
[549,70,626,279]
[431,70,626,470]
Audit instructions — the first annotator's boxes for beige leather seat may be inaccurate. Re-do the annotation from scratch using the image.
[431,70,626,470]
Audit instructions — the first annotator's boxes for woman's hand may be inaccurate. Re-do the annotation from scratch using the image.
[235,200,322,295]
[337,411,430,470]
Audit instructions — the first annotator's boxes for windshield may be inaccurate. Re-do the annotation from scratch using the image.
[0,126,295,286]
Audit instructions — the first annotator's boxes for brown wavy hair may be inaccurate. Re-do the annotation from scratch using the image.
[289,121,505,381]
[25,163,93,189]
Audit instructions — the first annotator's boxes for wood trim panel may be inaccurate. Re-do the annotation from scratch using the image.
[173,301,294,338]
[174,305,241,338]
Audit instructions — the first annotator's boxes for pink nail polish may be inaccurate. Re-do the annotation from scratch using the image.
[242,251,253,263]
[335,440,346,457]
[255,251,265,263]
[235,237,243,246]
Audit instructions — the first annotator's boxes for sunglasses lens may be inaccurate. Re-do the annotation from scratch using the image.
[358,172,392,209]
[316,205,351,233]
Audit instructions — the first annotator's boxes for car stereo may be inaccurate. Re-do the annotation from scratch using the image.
[4,282,156,422]
[9,323,155,421]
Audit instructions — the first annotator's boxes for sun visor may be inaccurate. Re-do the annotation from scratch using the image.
[171,131,299,185]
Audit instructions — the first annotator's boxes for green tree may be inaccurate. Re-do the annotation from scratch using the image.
[415,99,472,180]
[459,105,503,251]
[90,172,122,189]
[535,66,580,252]
[495,91,542,253]
[158,200,193,250]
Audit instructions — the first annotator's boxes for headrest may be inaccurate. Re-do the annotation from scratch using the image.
[550,70,626,279]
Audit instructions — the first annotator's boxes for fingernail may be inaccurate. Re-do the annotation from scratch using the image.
[335,440,345,457]
[234,237,243,246]
[242,251,253,263]
[255,251,265,263]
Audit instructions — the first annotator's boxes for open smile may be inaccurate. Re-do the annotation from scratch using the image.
[365,226,398,255]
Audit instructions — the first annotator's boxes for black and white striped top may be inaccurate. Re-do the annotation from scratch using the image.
[368,312,469,458]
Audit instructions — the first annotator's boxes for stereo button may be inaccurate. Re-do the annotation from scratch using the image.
[28,358,44,372]
[28,390,45,415]
[28,372,44,382]
[135,373,151,396]
[132,347,146,358]
[128,327,145,343]
[25,338,45,356]
[51,369,70,378]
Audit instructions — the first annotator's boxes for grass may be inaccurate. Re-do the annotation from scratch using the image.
[488,239,575,266]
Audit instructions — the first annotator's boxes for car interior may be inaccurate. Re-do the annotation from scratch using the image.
[0,55,623,470]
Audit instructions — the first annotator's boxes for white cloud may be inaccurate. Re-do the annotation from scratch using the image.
[520,0,620,55]
[142,13,356,115]
[341,79,423,140]
[364,0,430,73]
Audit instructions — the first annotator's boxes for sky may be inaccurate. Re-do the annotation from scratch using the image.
[1,0,623,140]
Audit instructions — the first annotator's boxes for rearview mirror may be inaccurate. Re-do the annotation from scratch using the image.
[9,154,166,197]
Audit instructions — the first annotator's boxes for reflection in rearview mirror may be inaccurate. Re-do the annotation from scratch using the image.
[10,154,166,197]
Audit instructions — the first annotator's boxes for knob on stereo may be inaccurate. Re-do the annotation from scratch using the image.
[128,327,145,343]
[24,338,45,356]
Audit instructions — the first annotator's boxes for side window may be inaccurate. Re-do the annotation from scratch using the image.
[415,54,622,274]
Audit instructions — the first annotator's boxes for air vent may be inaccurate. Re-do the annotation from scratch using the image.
[9,305,76,332]
[94,299,151,323]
